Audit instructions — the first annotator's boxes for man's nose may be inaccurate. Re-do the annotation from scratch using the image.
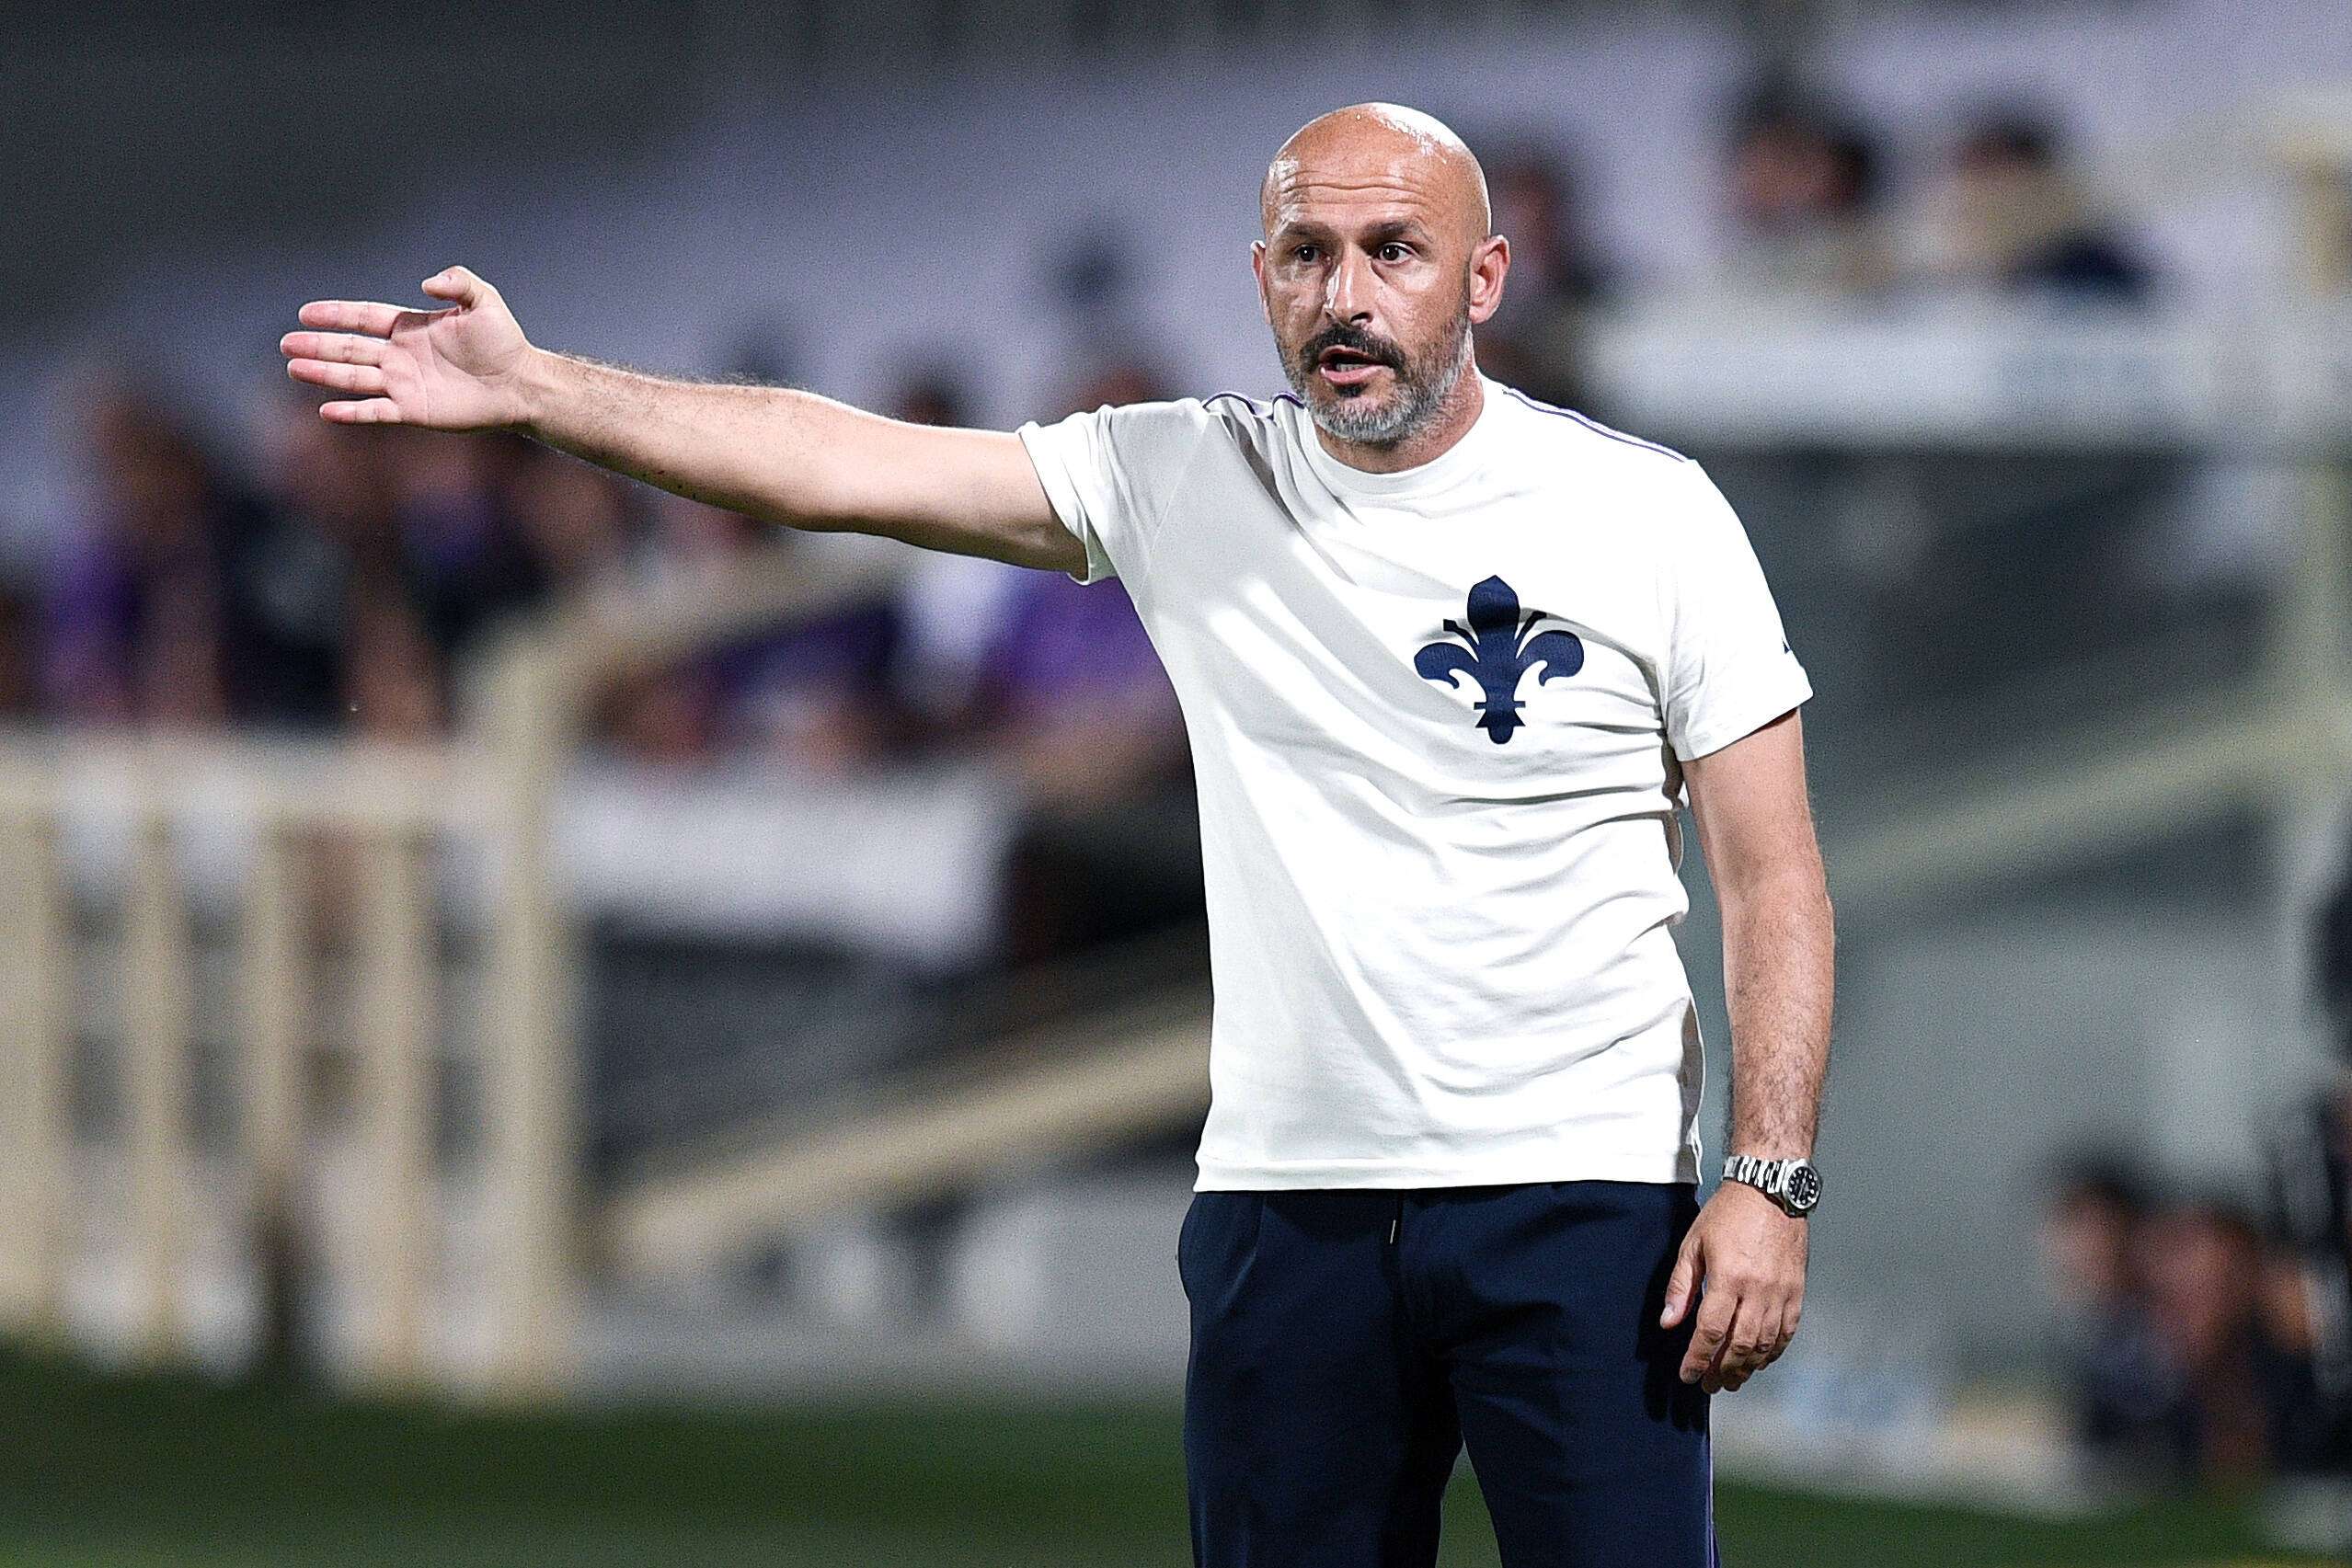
[1323,249,1375,324]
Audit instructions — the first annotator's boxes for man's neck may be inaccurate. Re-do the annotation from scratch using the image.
[1314,366,1486,475]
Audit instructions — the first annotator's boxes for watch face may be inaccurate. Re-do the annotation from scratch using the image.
[1784,1163,1822,1213]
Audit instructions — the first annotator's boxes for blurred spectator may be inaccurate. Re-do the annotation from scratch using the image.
[1718,87,1892,297]
[2262,856,2352,1476]
[45,381,259,728]
[1922,107,2152,301]
[501,442,643,593]
[2037,1153,2185,1479]
[380,427,545,660]
[955,360,1185,812]
[239,389,407,727]
[2254,1233,2344,1476]
[503,442,711,763]
[648,487,767,580]
[0,583,38,720]
[2042,1155,2346,1492]
[132,581,234,728]
[636,484,905,774]
[341,590,447,743]
[715,565,905,772]
[1473,143,1610,407]
[967,568,1179,811]
[2136,1196,2294,1485]
[595,660,722,768]
[992,373,1194,962]
[239,390,556,735]
[694,367,969,773]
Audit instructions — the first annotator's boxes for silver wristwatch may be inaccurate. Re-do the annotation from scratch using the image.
[1722,1154,1822,1218]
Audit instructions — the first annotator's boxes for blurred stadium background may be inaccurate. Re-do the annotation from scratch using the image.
[3,0,2351,1562]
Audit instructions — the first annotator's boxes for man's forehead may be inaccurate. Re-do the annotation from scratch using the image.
[1264,164,1448,226]
[1259,105,1489,238]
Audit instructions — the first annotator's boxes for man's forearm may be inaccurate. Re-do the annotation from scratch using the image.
[513,349,878,525]
[1719,864,1834,1159]
[505,348,1076,570]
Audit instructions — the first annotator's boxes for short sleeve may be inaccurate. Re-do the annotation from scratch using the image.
[1660,464,1813,761]
[1015,403,1129,587]
[1015,397,1230,593]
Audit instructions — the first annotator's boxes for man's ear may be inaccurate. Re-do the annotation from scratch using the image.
[1250,240,1270,326]
[1467,234,1510,326]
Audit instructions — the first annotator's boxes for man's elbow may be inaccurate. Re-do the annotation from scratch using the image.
[1716,852,1832,927]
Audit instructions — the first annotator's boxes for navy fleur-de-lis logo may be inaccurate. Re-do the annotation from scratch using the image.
[1414,576,1585,744]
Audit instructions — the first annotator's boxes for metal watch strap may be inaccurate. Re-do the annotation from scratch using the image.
[1724,1154,1782,1198]
[1724,1153,1812,1216]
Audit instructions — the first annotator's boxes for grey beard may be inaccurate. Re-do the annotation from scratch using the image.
[1288,315,1474,448]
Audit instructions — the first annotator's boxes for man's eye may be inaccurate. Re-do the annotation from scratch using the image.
[1379,244,1410,262]
[1292,245,1320,262]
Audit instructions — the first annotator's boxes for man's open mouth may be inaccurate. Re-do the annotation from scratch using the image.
[1315,346,1392,388]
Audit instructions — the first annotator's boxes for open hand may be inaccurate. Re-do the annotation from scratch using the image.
[1659,1179,1807,1393]
[280,266,537,430]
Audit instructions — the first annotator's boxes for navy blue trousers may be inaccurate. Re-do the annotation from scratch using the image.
[1177,1180,1718,1567]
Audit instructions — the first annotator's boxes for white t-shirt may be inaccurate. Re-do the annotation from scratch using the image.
[1015,372,1811,1190]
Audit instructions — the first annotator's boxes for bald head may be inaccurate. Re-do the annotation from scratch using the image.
[1260,103,1492,248]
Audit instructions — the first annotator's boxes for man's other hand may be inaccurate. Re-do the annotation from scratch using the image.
[281,266,538,430]
[1658,1178,1807,1393]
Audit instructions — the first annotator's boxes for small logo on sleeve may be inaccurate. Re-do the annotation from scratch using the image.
[1413,576,1585,745]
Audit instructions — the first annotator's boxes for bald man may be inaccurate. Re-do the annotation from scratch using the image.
[283,101,1831,1568]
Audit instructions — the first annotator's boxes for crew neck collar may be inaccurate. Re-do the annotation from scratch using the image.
[1293,371,1503,499]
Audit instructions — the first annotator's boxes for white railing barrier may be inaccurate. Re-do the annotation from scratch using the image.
[0,545,907,1396]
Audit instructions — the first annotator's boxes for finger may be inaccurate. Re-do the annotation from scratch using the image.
[1754,1311,1787,1371]
[297,299,407,336]
[287,359,387,395]
[1680,1288,1735,1385]
[1712,1316,1768,1391]
[280,331,387,367]
[1740,1316,1787,1391]
[1705,1299,1773,1395]
[421,265,489,304]
[319,397,404,425]
[1660,1236,1702,1328]
[1759,1297,1801,1370]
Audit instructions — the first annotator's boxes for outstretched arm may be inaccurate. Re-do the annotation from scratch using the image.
[1658,707,1834,1393]
[281,267,1084,574]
